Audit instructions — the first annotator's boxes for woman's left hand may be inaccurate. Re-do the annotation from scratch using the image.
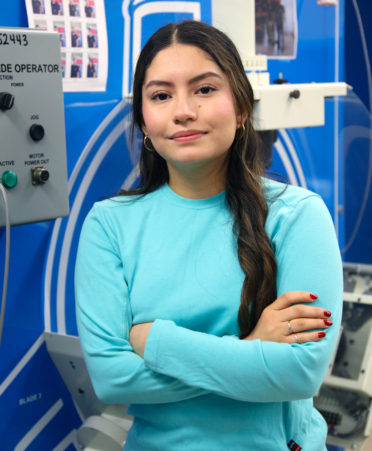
[129,322,153,358]
[243,291,331,344]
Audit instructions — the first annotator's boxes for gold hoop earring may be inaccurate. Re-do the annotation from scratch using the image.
[236,123,245,140]
[144,134,154,152]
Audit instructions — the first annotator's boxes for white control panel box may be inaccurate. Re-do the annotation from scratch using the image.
[0,27,69,227]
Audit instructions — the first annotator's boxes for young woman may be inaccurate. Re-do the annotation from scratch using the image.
[87,58,96,78]
[75,20,343,451]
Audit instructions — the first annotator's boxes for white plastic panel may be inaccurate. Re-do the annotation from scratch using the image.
[252,82,348,130]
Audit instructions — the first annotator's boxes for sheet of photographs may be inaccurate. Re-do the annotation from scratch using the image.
[26,0,108,91]
[255,0,298,59]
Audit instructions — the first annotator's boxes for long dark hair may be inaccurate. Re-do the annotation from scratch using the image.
[116,20,278,338]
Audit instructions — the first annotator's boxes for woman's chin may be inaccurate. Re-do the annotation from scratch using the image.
[167,155,215,169]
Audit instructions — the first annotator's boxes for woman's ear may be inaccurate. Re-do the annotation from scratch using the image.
[141,119,148,136]
[236,113,248,128]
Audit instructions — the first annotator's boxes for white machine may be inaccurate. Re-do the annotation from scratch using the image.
[314,263,372,451]
[211,0,348,130]
[45,332,133,451]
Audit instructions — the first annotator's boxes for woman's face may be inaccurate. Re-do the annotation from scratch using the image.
[141,44,241,173]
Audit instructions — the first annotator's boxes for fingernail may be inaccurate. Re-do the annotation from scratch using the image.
[324,320,333,326]
[318,332,326,338]
[324,310,332,317]
[310,293,318,299]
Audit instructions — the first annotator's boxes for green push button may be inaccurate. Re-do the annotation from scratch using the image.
[2,171,18,188]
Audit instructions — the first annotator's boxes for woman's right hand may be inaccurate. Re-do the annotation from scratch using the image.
[243,291,333,344]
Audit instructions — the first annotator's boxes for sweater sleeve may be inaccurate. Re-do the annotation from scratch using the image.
[75,203,210,404]
[143,195,343,403]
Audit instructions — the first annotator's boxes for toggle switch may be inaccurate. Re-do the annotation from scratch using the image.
[1,171,18,189]
[31,166,49,185]
[0,92,15,111]
[29,124,45,142]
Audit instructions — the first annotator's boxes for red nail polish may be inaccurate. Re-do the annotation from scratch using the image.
[318,332,326,338]
[324,310,332,318]
[324,320,333,326]
[310,293,318,299]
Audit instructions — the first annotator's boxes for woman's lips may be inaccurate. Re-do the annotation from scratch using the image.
[173,134,206,142]
[171,131,207,142]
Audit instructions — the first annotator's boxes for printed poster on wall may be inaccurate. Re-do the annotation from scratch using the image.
[317,0,338,4]
[25,0,108,91]
[255,0,298,59]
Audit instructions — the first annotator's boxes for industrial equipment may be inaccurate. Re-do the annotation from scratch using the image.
[314,263,372,451]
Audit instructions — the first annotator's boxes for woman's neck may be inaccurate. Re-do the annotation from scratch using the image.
[167,162,226,199]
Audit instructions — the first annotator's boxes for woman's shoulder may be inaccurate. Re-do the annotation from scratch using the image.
[262,177,332,242]
[261,176,321,209]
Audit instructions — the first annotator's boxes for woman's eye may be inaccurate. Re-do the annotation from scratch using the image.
[198,86,215,95]
[152,92,169,101]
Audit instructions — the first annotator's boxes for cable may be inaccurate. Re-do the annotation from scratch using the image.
[341,0,372,254]
[0,183,10,347]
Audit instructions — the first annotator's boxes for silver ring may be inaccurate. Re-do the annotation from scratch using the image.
[294,334,300,345]
[288,321,293,334]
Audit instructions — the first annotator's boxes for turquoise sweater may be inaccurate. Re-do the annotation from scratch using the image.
[75,178,343,451]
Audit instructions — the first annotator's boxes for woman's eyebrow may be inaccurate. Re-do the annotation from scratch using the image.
[189,71,222,85]
[144,72,222,90]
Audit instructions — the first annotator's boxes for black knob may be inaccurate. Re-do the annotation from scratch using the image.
[0,92,15,111]
[273,78,288,85]
[290,90,300,99]
[32,167,49,185]
[29,124,45,142]
[273,73,288,84]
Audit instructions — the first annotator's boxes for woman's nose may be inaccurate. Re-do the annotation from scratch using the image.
[173,95,197,123]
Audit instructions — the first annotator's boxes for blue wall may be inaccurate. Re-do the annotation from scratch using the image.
[342,0,372,263]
